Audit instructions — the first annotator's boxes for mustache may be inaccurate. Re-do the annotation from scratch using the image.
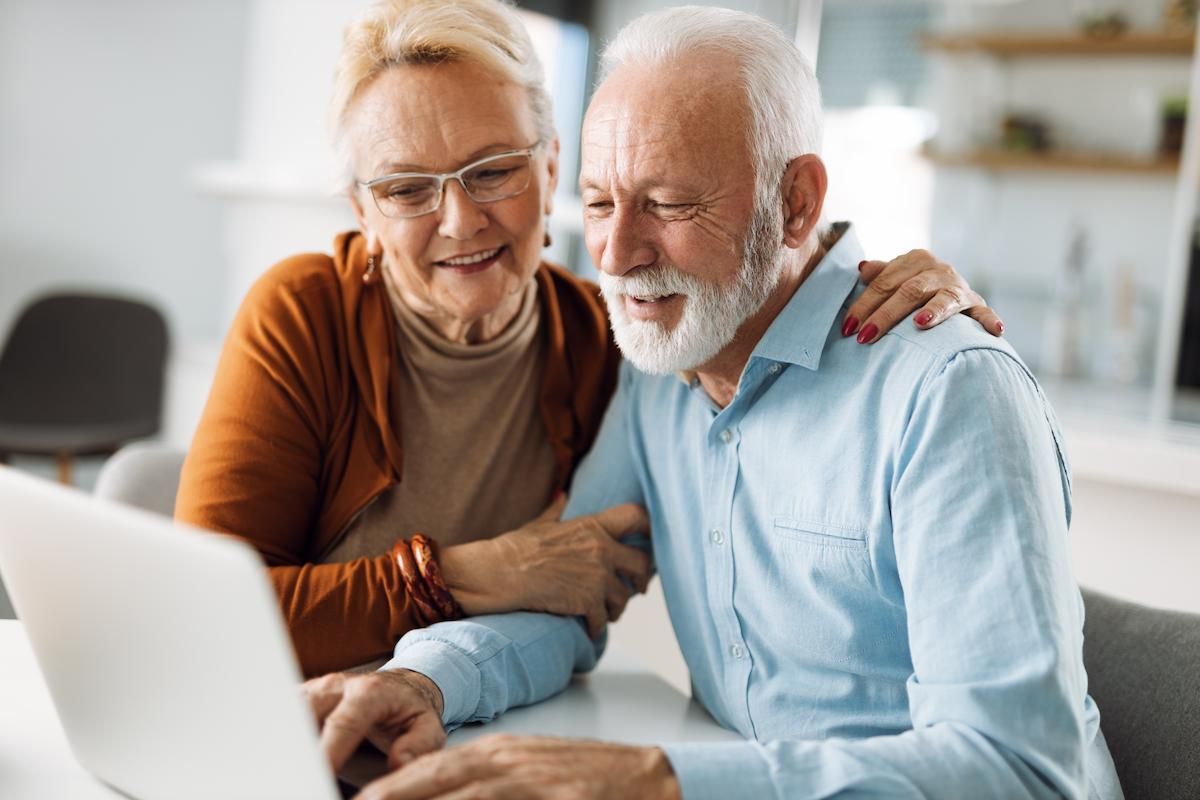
[598,265,700,300]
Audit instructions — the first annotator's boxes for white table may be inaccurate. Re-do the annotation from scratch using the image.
[0,620,738,799]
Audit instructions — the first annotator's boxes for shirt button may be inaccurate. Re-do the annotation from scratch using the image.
[730,644,745,660]
[767,363,781,375]
[709,528,725,545]
[719,428,733,444]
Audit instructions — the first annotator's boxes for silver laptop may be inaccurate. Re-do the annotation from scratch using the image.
[0,465,342,800]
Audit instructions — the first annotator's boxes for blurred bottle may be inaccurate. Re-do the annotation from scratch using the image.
[1043,223,1089,379]
[1107,262,1140,385]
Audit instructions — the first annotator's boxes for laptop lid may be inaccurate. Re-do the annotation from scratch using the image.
[0,466,339,800]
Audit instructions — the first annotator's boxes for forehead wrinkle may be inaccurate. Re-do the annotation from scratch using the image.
[581,83,742,197]
[349,62,537,177]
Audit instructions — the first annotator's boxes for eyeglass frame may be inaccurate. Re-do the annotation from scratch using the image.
[356,140,545,219]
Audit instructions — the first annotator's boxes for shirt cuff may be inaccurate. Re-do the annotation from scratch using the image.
[662,742,776,800]
[379,638,482,727]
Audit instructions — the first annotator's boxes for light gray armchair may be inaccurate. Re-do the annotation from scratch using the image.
[1081,588,1200,800]
[94,443,186,518]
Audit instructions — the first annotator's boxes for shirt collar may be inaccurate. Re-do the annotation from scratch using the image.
[749,222,864,372]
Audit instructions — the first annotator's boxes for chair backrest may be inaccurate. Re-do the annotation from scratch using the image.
[1081,587,1200,800]
[94,444,186,518]
[0,293,168,429]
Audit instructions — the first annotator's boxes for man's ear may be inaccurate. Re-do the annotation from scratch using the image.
[780,154,828,249]
[349,189,383,254]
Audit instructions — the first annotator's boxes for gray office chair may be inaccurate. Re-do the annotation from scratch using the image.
[1081,587,1200,800]
[0,293,168,484]
[94,443,186,518]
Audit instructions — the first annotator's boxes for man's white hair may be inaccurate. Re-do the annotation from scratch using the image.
[600,5,823,203]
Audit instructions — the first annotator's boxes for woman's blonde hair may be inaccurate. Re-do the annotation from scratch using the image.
[331,0,555,183]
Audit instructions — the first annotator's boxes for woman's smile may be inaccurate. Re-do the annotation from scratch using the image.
[432,244,507,275]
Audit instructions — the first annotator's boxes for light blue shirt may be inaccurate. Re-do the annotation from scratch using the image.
[383,226,1121,799]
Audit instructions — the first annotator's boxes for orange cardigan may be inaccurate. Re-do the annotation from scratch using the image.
[175,232,619,676]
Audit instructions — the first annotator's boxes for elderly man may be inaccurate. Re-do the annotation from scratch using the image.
[305,7,1122,799]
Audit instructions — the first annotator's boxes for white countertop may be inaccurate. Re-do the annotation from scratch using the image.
[0,620,736,799]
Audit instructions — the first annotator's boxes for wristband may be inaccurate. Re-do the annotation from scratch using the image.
[411,533,465,622]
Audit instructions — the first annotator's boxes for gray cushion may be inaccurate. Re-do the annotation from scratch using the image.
[94,444,185,518]
[1082,587,1200,800]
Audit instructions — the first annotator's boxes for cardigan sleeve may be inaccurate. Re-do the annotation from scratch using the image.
[175,259,422,677]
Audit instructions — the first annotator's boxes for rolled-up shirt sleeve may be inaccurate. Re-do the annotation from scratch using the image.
[662,347,1092,799]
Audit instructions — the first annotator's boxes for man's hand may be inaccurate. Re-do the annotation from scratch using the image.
[302,669,447,773]
[843,249,1005,344]
[352,734,680,800]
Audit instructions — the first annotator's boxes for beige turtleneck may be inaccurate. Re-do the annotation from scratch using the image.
[321,278,559,565]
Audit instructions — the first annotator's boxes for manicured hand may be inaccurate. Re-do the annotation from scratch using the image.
[842,249,1005,344]
[439,497,652,638]
[302,669,446,774]
[351,734,680,800]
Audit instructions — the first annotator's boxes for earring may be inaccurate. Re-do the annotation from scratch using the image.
[543,218,553,248]
[363,254,378,285]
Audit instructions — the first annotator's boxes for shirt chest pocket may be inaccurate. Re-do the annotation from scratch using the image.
[768,516,876,595]
[772,516,869,551]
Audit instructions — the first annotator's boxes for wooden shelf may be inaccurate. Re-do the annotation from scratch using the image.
[921,30,1194,57]
[924,146,1181,175]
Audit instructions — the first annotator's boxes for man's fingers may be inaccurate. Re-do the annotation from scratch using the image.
[605,574,633,622]
[355,747,490,800]
[385,712,448,770]
[301,674,346,724]
[320,687,385,773]
[584,600,607,640]
[535,492,567,523]
[610,544,652,593]
[594,503,650,539]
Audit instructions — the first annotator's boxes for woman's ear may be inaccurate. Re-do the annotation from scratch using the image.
[543,136,561,216]
[349,189,383,253]
[780,154,828,249]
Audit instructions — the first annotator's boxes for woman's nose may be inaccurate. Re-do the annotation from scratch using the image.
[437,179,489,240]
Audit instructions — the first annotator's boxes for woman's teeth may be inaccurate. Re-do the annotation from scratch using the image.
[440,247,501,266]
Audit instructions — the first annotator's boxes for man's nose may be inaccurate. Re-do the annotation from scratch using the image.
[437,179,488,240]
[598,206,656,277]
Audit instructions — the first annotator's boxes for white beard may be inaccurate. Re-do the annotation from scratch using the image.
[599,203,786,375]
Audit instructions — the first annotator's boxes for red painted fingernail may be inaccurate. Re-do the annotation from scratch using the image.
[858,260,868,272]
[856,322,879,344]
[915,310,934,326]
[841,316,859,337]
[996,320,1005,334]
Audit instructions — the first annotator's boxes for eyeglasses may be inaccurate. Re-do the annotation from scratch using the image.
[357,141,543,219]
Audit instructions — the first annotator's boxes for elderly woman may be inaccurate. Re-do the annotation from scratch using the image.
[175,0,1001,678]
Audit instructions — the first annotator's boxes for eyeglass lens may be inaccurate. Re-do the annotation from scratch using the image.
[370,152,533,218]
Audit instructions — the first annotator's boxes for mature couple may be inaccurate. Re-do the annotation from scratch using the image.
[178,0,1121,797]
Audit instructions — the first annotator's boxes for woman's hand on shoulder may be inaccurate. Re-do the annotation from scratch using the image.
[439,496,652,638]
[842,249,1005,344]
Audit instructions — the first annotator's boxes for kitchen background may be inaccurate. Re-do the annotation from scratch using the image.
[2,0,1198,691]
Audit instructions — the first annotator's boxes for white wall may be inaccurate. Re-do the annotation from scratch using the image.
[1070,479,1200,615]
[0,0,250,347]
